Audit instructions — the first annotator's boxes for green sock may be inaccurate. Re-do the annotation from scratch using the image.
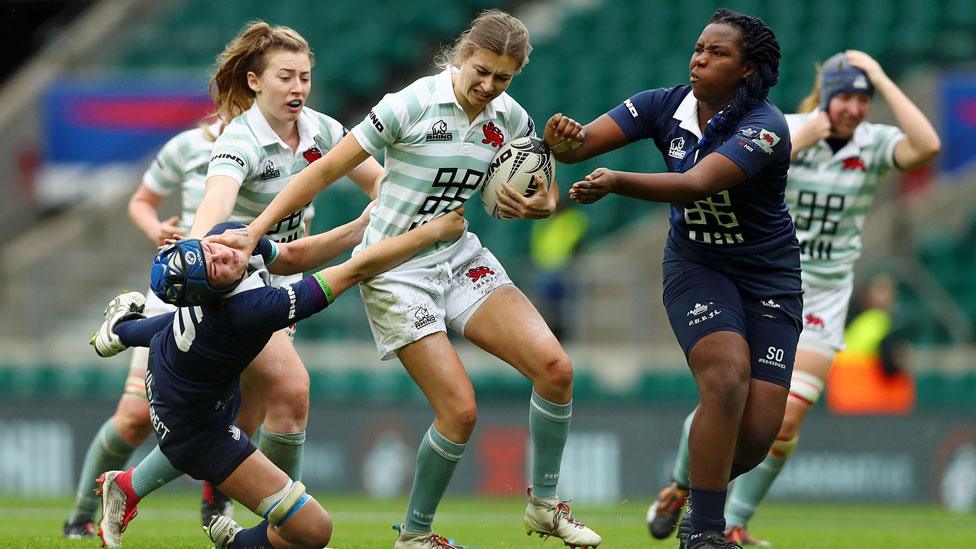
[131,446,183,497]
[672,409,695,487]
[404,425,466,533]
[259,431,305,479]
[725,437,797,526]
[67,419,136,523]
[528,390,572,499]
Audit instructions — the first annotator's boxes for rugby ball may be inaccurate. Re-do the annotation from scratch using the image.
[481,136,555,219]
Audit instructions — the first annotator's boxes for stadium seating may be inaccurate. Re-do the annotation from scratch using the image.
[98,0,975,343]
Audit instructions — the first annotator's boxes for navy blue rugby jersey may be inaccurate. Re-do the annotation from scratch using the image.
[148,222,331,418]
[608,85,795,256]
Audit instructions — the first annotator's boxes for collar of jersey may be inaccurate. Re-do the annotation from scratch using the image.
[672,88,703,139]
[225,268,270,299]
[434,66,510,121]
[244,102,320,151]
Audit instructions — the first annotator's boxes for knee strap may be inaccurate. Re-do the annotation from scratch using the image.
[256,480,309,526]
[788,370,825,406]
[770,436,798,460]
[123,375,148,401]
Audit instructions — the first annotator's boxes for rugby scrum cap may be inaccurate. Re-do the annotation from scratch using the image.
[819,52,874,111]
[150,239,240,306]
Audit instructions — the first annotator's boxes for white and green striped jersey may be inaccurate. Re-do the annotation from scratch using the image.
[142,121,222,228]
[207,103,346,242]
[785,111,903,288]
[352,67,535,258]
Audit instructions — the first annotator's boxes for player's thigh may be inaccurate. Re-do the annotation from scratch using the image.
[463,285,567,380]
[397,332,476,419]
[114,348,150,426]
[243,329,309,398]
[662,258,748,363]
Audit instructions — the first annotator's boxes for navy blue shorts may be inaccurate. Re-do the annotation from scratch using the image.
[146,366,255,484]
[662,243,802,388]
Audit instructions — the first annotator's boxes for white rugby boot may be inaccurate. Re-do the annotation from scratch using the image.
[205,515,243,549]
[524,488,602,548]
[393,523,462,548]
[90,291,146,357]
[96,468,140,549]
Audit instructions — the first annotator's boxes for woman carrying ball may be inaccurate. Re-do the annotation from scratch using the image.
[553,9,796,549]
[211,10,599,549]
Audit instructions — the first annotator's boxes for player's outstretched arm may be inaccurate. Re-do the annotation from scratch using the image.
[247,135,371,251]
[316,208,466,299]
[268,203,373,276]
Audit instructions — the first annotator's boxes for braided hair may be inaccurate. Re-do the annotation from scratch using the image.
[680,9,781,168]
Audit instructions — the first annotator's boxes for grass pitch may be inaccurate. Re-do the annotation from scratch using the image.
[4,492,974,548]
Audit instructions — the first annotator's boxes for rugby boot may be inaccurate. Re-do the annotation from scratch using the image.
[206,515,243,549]
[200,481,234,529]
[687,529,742,548]
[646,481,688,539]
[90,292,146,357]
[62,518,95,539]
[393,523,463,548]
[523,488,601,548]
[96,468,141,549]
[677,512,693,549]
[725,525,771,547]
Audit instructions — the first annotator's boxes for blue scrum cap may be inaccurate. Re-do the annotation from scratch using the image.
[150,239,239,306]
[819,53,874,111]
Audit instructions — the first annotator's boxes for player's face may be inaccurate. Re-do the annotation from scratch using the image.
[202,241,247,289]
[827,92,871,139]
[248,50,312,127]
[453,48,519,116]
[689,23,753,104]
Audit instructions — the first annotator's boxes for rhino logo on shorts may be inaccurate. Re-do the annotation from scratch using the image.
[413,307,436,329]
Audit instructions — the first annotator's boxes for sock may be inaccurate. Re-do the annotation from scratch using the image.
[672,409,695,487]
[230,519,272,548]
[726,436,798,526]
[115,314,172,347]
[404,425,466,533]
[688,486,727,534]
[67,419,137,523]
[528,391,572,499]
[130,445,183,498]
[259,431,305,479]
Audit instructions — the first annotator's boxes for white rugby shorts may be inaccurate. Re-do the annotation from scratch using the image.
[358,232,512,360]
[797,281,853,358]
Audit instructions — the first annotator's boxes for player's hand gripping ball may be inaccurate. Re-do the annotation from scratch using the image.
[481,136,555,219]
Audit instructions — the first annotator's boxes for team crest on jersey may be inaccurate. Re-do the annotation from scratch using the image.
[303,147,322,163]
[261,160,281,180]
[750,128,780,155]
[842,157,867,171]
[668,137,687,159]
[425,120,452,142]
[227,425,241,441]
[482,121,504,148]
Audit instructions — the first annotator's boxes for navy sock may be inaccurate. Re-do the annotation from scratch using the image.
[688,486,727,533]
[116,314,172,347]
[229,519,272,548]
